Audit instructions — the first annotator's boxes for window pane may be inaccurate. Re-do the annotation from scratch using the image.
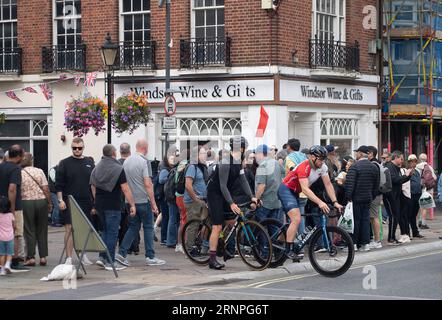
[133,0,141,11]
[144,14,150,29]
[0,140,30,152]
[124,31,133,41]
[56,1,64,16]
[76,19,81,33]
[206,26,215,39]
[216,0,224,5]
[144,30,150,41]
[74,0,81,15]
[76,34,81,44]
[134,30,142,41]
[217,9,224,25]
[217,26,224,38]
[124,15,132,30]
[206,9,215,25]
[123,0,131,12]
[339,0,343,16]
[0,120,30,137]
[66,35,74,44]
[143,0,150,11]
[12,23,16,36]
[4,23,11,37]
[205,0,214,6]
[195,0,204,8]
[195,27,204,39]
[3,5,10,20]
[195,10,204,26]
[134,14,142,29]
[58,35,65,45]
[11,3,17,19]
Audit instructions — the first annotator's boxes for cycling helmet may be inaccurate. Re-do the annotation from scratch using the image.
[229,136,249,151]
[309,145,328,159]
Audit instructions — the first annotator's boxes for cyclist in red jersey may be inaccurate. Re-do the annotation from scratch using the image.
[277,145,343,259]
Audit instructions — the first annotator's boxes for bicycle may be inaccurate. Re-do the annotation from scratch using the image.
[181,202,273,270]
[260,205,355,277]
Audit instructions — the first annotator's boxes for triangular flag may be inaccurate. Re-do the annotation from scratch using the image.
[74,75,81,86]
[6,91,22,102]
[83,72,97,87]
[256,105,269,138]
[23,87,38,94]
[39,84,53,100]
[59,74,68,81]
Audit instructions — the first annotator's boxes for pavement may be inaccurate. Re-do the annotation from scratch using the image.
[2,208,442,300]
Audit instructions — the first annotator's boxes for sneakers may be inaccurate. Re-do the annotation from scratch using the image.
[314,246,327,253]
[388,240,402,246]
[398,235,411,244]
[96,258,106,268]
[104,263,127,271]
[354,244,358,252]
[0,269,5,276]
[81,254,93,266]
[146,257,166,266]
[115,253,131,267]
[175,244,185,254]
[359,244,371,252]
[420,224,430,230]
[65,257,73,265]
[369,241,382,249]
[10,262,30,272]
[208,259,225,270]
[414,234,424,239]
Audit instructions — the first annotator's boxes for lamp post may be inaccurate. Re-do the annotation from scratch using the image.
[100,33,119,144]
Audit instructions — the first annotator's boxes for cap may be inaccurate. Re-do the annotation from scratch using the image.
[325,145,335,153]
[301,148,310,154]
[254,144,269,155]
[408,154,418,161]
[354,146,370,154]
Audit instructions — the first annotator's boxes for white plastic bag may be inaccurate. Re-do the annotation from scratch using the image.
[338,202,354,234]
[419,190,435,209]
[40,264,83,281]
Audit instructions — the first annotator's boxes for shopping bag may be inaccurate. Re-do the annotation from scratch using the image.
[338,202,354,234]
[419,190,435,209]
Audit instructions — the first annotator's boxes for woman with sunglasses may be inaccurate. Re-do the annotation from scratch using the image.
[278,145,343,259]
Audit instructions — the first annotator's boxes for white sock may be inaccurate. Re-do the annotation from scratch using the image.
[5,260,11,268]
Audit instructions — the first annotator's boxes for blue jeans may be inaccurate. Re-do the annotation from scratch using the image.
[99,210,121,263]
[297,198,307,235]
[119,203,155,259]
[353,202,371,246]
[166,201,180,246]
[255,207,282,239]
[160,199,169,243]
[50,193,60,224]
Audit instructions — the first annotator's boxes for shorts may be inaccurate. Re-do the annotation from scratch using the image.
[0,239,14,256]
[14,210,23,237]
[278,183,300,213]
[370,195,382,219]
[176,196,187,226]
[207,192,228,226]
[60,197,94,227]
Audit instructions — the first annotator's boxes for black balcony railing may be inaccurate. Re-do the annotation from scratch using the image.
[115,41,156,70]
[180,37,231,68]
[0,47,22,74]
[309,36,360,72]
[42,44,86,73]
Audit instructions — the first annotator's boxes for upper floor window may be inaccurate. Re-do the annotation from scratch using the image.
[0,0,17,49]
[120,0,151,43]
[192,0,224,40]
[312,0,345,41]
[53,0,82,45]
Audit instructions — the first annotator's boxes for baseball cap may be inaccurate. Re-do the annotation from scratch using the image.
[408,154,418,161]
[325,145,336,153]
[353,146,370,154]
[254,144,269,155]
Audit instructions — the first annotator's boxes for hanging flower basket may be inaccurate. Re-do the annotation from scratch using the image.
[112,91,151,135]
[0,113,6,124]
[64,94,108,137]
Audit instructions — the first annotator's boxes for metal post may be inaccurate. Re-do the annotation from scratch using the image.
[107,72,112,144]
[164,0,171,154]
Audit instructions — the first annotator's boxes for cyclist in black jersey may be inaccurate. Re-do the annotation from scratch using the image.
[206,136,259,270]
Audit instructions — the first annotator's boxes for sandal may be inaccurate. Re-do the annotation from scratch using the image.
[24,259,36,267]
[40,258,47,266]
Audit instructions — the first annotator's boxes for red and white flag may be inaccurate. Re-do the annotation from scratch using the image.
[83,72,97,87]
[256,105,269,138]
[59,74,68,81]
[5,91,22,102]
[22,87,38,94]
[74,75,82,86]
[39,84,53,101]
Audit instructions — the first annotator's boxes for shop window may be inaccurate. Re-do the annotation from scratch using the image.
[321,118,359,159]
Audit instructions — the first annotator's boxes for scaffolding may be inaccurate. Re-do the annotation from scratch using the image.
[382,0,442,165]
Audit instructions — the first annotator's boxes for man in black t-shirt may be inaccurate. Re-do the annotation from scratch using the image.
[56,137,95,265]
[91,144,136,271]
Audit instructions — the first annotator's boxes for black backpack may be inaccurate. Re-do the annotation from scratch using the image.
[175,162,190,195]
[164,167,177,203]
[153,173,165,202]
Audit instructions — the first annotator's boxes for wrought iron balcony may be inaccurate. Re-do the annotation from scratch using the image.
[115,41,156,70]
[180,37,231,68]
[42,44,86,73]
[309,36,360,72]
[0,47,22,74]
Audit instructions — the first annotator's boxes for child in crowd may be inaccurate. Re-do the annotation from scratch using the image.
[0,196,15,276]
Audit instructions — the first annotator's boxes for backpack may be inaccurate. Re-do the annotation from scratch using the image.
[175,162,190,195]
[153,173,163,202]
[421,164,437,190]
[164,167,178,203]
[437,174,442,203]
[375,162,392,194]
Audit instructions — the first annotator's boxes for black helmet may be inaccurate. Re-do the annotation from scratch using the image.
[309,145,328,159]
[229,136,248,151]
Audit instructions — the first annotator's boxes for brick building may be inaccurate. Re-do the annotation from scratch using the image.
[0,0,380,170]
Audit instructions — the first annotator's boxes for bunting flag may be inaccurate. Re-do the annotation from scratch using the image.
[39,84,53,101]
[6,90,22,102]
[256,105,269,138]
[59,74,68,80]
[74,75,82,86]
[83,72,97,87]
[22,87,38,94]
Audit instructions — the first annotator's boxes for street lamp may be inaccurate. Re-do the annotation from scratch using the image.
[100,33,119,144]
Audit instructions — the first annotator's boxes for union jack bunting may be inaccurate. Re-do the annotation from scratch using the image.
[39,84,53,101]
[83,72,97,87]
[74,75,82,86]
[59,74,68,80]
[5,91,22,102]
[22,87,38,94]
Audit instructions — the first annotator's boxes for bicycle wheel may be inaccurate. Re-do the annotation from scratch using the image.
[236,220,272,270]
[182,219,211,265]
[259,219,287,268]
[308,226,354,277]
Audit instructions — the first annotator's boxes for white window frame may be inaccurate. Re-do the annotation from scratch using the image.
[312,0,345,42]
[190,0,225,39]
[0,0,17,49]
[53,0,82,46]
[320,117,359,156]
[119,0,151,43]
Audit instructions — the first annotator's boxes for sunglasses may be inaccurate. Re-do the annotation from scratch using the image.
[72,147,83,151]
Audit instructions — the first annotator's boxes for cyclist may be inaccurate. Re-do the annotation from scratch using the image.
[277,145,343,259]
[206,136,258,270]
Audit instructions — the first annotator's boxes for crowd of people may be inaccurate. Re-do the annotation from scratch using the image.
[0,135,438,275]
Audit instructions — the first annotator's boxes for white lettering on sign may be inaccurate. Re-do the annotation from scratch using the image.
[114,80,274,103]
[281,80,377,105]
